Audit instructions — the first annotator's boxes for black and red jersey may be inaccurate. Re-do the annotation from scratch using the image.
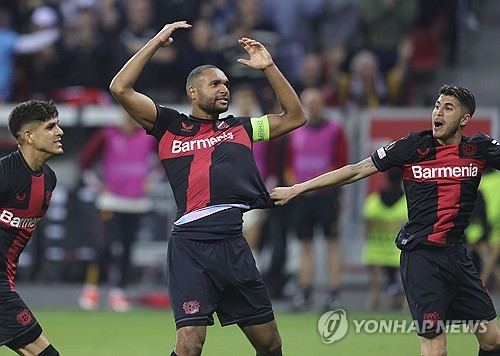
[0,151,56,291]
[371,130,500,248]
[148,105,272,237]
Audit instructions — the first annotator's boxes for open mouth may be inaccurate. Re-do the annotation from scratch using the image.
[434,122,444,129]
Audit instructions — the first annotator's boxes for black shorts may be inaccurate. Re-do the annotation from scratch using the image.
[292,190,340,240]
[400,244,496,336]
[167,235,274,329]
[0,285,42,350]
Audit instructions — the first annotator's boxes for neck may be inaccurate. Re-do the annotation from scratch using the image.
[191,107,219,121]
[19,146,48,172]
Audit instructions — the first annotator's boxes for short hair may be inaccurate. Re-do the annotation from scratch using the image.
[185,64,219,93]
[8,100,59,140]
[439,85,476,117]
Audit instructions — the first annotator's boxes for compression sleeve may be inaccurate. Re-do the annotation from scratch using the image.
[250,115,270,142]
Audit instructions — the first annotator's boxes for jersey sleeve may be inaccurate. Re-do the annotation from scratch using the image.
[478,133,500,170]
[147,105,179,140]
[371,134,413,172]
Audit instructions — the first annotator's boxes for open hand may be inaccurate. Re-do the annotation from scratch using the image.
[155,21,192,47]
[237,37,274,70]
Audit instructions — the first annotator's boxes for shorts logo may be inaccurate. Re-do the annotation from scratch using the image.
[16,309,32,326]
[183,300,200,315]
[423,312,439,329]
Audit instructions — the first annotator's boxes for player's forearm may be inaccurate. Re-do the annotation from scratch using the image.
[109,38,163,95]
[293,165,357,195]
[263,65,306,125]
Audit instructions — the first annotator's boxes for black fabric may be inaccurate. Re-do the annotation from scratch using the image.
[479,349,500,355]
[38,344,60,356]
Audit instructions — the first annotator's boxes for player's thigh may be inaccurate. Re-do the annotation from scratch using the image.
[475,318,500,350]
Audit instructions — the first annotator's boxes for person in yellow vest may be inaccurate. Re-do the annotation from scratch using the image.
[363,168,407,310]
[469,168,500,288]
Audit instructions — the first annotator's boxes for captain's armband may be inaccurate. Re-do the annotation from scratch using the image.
[250,115,270,142]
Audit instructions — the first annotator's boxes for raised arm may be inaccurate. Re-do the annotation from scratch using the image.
[237,38,306,139]
[109,21,192,131]
[271,157,380,205]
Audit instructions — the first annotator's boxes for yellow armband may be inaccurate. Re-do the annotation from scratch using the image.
[250,115,270,142]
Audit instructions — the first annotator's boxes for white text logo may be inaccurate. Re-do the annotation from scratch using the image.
[0,210,41,229]
[172,131,234,154]
[317,309,349,344]
[411,163,478,179]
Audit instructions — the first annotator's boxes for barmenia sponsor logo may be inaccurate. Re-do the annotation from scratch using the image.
[172,131,234,154]
[411,163,479,179]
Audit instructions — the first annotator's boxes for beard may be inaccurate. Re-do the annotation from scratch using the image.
[198,95,228,115]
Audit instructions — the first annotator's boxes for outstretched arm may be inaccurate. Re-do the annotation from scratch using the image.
[271,157,379,205]
[237,38,306,139]
[109,21,191,131]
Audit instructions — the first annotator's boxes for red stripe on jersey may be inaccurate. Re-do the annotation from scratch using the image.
[6,174,45,291]
[404,145,485,244]
[157,124,251,213]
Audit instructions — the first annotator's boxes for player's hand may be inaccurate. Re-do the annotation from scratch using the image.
[270,186,297,205]
[154,21,192,47]
[237,37,274,70]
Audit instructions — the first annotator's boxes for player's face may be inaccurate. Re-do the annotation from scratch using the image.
[432,94,469,144]
[30,118,64,156]
[195,68,230,114]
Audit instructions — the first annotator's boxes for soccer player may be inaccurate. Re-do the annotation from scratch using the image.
[0,100,63,355]
[271,85,500,356]
[109,21,306,356]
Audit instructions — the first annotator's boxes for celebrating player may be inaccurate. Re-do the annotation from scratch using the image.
[109,21,306,355]
[0,100,63,355]
[271,85,500,356]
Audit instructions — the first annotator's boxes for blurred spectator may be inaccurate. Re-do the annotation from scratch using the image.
[260,0,325,86]
[78,110,161,312]
[175,18,225,100]
[338,49,389,108]
[317,0,362,52]
[286,87,348,310]
[216,0,280,92]
[363,168,407,310]
[359,0,417,74]
[111,0,179,102]
[469,169,500,289]
[0,4,59,102]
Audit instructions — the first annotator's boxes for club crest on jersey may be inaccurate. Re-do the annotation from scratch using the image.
[216,120,229,130]
[462,143,477,156]
[183,300,200,315]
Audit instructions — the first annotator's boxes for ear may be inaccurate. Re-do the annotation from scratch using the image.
[22,130,34,144]
[460,113,471,127]
[188,86,196,101]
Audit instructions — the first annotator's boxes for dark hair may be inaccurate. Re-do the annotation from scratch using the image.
[185,64,219,93]
[439,85,476,116]
[8,100,59,140]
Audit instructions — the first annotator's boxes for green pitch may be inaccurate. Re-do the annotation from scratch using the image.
[6,309,481,355]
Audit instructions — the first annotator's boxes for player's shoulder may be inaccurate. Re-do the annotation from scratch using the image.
[0,151,19,172]
[466,132,499,144]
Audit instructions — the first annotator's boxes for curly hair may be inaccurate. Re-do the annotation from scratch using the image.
[8,100,59,140]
